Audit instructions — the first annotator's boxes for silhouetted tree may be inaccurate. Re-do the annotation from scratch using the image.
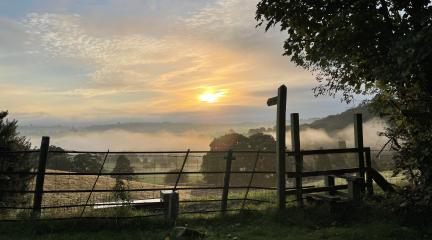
[72,153,101,173]
[111,155,134,180]
[112,178,130,202]
[201,132,276,186]
[0,111,34,208]
[257,0,432,206]
[47,145,72,171]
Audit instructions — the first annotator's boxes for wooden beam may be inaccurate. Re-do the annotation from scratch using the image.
[354,113,366,194]
[275,85,287,210]
[221,149,235,214]
[267,96,278,106]
[32,136,49,218]
[291,113,303,207]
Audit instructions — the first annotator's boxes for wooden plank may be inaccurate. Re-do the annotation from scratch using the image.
[276,85,287,210]
[93,199,163,209]
[221,149,235,214]
[299,148,362,155]
[291,113,303,207]
[288,168,360,178]
[267,96,278,106]
[286,185,348,195]
[32,136,49,218]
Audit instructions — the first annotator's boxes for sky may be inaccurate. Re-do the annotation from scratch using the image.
[0,0,363,125]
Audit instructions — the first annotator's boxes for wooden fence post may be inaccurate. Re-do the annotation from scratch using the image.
[291,113,303,207]
[221,149,235,214]
[365,148,374,196]
[354,113,366,194]
[267,85,287,210]
[32,136,49,218]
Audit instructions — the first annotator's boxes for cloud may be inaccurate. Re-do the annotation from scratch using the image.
[0,0,357,123]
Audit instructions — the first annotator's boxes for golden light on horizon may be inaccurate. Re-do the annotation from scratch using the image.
[198,89,225,103]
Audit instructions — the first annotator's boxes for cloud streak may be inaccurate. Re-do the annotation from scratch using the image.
[1,0,360,123]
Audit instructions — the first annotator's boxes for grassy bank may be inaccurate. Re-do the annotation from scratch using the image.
[1,199,431,240]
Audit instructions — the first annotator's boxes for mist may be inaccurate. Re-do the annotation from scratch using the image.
[28,130,214,151]
[281,118,387,150]
[27,118,387,151]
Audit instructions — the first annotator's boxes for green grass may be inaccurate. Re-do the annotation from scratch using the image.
[1,198,431,240]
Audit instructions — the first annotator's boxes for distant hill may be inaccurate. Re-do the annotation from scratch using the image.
[304,105,375,132]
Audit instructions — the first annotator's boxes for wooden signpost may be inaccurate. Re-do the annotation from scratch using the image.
[267,85,287,210]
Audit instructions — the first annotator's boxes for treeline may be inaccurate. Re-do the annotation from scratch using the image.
[248,105,374,135]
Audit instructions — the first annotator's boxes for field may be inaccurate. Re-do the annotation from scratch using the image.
[1,198,431,240]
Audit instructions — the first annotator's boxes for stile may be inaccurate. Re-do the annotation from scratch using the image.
[32,136,49,218]
[291,113,303,207]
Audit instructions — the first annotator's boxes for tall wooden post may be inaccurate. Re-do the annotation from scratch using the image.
[291,113,303,207]
[354,114,366,194]
[32,136,49,218]
[221,149,235,214]
[365,148,374,196]
[267,85,287,210]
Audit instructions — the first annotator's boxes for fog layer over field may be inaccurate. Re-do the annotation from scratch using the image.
[28,130,214,151]
[296,118,387,149]
[26,119,386,151]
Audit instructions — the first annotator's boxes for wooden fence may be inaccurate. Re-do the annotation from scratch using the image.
[0,113,375,220]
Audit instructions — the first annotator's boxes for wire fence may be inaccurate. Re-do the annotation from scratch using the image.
[0,147,395,221]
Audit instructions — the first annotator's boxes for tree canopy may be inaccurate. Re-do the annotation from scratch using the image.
[111,155,134,180]
[256,0,432,206]
[0,111,33,207]
[201,132,276,186]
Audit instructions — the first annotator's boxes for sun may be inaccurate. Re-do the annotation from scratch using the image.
[199,90,225,103]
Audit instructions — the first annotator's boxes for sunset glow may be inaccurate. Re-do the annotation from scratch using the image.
[0,0,356,123]
[199,90,225,103]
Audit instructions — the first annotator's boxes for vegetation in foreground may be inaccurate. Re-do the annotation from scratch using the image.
[1,198,431,240]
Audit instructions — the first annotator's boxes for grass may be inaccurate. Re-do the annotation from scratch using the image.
[1,197,431,240]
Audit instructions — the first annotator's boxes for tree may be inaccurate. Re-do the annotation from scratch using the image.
[112,178,130,202]
[201,132,276,186]
[111,155,134,180]
[72,153,102,173]
[0,111,33,208]
[201,133,250,185]
[47,145,72,171]
[257,0,432,206]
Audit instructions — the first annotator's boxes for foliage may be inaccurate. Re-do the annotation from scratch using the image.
[71,153,102,173]
[201,132,276,186]
[256,0,432,206]
[0,111,33,207]
[47,145,72,171]
[0,198,431,240]
[111,155,134,180]
[112,178,130,202]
